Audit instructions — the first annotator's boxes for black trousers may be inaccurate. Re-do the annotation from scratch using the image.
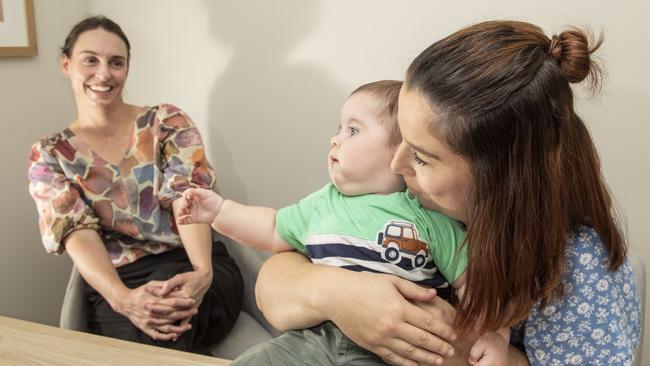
[85,241,244,355]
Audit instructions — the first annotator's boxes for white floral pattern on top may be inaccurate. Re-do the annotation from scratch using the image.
[511,225,641,365]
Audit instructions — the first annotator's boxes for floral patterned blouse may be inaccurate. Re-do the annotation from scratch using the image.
[28,104,216,267]
[511,225,641,365]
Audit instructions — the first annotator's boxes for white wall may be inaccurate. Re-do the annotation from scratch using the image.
[3,0,648,362]
[0,0,87,325]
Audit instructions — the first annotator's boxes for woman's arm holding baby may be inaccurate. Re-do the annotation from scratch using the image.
[257,251,462,366]
[415,299,529,366]
[177,188,292,253]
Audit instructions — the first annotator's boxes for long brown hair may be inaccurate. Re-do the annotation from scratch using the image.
[405,20,626,333]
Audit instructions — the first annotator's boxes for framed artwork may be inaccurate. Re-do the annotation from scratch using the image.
[0,0,37,57]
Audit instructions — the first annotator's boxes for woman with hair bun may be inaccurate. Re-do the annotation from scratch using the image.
[254,21,641,365]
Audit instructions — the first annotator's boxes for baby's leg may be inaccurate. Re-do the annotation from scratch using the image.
[232,321,387,366]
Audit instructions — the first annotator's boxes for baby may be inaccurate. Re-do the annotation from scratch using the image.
[179,80,508,365]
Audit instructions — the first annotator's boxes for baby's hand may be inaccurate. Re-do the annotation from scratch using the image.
[468,330,509,366]
[177,188,224,225]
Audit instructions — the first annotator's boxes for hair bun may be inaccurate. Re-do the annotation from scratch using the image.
[548,28,603,87]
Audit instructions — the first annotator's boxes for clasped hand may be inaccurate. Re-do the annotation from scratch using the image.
[116,270,211,342]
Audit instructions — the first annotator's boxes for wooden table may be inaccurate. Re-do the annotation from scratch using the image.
[0,316,230,366]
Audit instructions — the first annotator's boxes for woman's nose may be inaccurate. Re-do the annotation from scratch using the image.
[95,63,110,81]
[391,143,413,176]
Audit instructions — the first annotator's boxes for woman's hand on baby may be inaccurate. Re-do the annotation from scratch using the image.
[115,284,197,341]
[326,272,458,366]
[176,188,224,225]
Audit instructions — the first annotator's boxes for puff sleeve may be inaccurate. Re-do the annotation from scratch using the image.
[156,105,216,208]
[27,140,101,254]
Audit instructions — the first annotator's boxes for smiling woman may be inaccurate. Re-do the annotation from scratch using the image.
[62,29,130,140]
[26,15,243,354]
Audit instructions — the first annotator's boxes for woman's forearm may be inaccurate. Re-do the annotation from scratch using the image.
[66,227,197,339]
[257,252,460,365]
[64,229,128,311]
[173,199,213,277]
[255,251,342,331]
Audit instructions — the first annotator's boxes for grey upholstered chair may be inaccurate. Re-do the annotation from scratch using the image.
[630,253,646,365]
[61,243,646,364]
[59,235,281,360]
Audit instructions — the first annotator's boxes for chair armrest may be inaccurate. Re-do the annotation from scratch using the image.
[218,234,281,337]
[59,266,90,332]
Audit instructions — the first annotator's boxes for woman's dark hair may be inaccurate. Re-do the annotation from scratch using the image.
[406,20,624,333]
[61,15,131,62]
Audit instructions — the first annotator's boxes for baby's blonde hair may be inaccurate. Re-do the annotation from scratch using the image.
[350,80,403,146]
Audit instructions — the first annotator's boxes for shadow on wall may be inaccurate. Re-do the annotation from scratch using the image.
[202,0,346,207]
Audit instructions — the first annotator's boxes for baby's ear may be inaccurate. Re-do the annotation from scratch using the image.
[397,176,407,192]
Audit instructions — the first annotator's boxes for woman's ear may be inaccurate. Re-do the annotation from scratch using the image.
[60,55,71,79]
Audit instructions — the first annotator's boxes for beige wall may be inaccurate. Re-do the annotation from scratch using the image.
[3,0,648,362]
[0,0,87,325]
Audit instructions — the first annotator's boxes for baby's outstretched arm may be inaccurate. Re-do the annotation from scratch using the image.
[178,188,293,253]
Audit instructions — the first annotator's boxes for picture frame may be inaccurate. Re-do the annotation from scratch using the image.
[0,0,37,57]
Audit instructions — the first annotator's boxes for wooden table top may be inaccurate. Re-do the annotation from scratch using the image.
[0,315,230,366]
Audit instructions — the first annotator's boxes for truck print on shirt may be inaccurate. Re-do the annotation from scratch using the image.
[377,221,430,268]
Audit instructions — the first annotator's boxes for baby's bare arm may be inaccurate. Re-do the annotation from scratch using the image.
[179,188,293,252]
[214,200,293,252]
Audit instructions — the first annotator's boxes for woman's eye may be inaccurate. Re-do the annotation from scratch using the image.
[111,60,125,68]
[411,151,427,166]
[83,57,97,64]
[349,127,359,136]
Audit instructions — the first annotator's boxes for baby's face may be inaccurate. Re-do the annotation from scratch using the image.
[328,92,405,196]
